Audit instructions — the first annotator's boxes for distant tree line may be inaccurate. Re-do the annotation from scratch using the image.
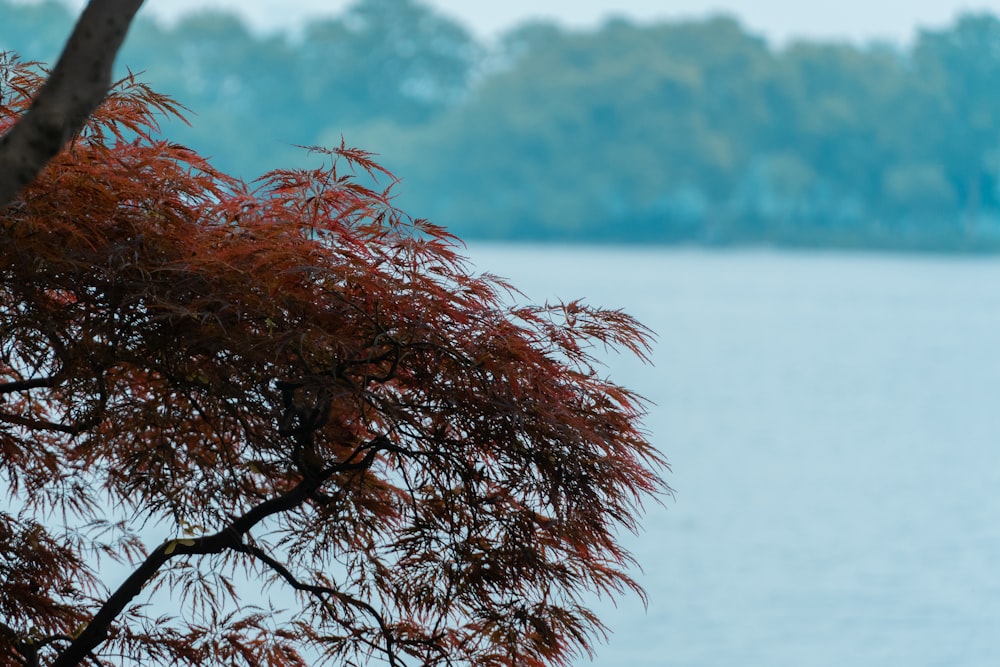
[4,0,1000,249]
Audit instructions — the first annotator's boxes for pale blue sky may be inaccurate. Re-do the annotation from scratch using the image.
[56,0,1000,43]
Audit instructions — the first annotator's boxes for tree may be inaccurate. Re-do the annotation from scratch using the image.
[914,14,1000,224]
[300,0,480,127]
[377,16,775,242]
[0,6,666,667]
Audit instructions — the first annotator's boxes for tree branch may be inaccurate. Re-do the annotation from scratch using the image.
[49,471,324,667]
[48,428,397,667]
[237,542,402,667]
[0,376,60,394]
[0,411,95,435]
[0,0,144,211]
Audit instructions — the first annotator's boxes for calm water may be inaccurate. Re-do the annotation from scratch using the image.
[467,245,1000,667]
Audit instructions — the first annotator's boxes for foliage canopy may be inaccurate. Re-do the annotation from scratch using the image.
[0,56,666,666]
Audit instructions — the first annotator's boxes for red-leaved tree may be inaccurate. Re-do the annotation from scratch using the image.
[0,23,666,667]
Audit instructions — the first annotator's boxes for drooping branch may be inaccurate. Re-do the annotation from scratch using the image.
[47,426,398,667]
[49,458,340,667]
[236,542,403,667]
[0,0,144,211]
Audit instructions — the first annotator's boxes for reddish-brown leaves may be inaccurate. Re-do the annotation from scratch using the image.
[0,56,668,667]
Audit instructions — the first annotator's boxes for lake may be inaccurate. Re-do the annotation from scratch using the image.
[467,245,1000,667]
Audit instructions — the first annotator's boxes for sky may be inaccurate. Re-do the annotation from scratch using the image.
[103,0,1000,45]
[34,0,1000,44]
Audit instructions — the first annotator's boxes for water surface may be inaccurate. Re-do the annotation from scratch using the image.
[467,246,1000,667]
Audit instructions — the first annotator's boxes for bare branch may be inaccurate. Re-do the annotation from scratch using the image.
[237,543,402,667]
[0,376,60,394]
[50,473,325,667]
[0,0,144,211]
[0,411,92,435]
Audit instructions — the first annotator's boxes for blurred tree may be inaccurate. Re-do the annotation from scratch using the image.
[384,17,774,241]
[732,152,820,237]
[383,13,998,247]
[0,0,75,62]
[768,43,908,208]
[119,10,310,176]
[914,14,1000,225]
[301,0,480,128]
[882,162,958,220]
[9,0,1000,247]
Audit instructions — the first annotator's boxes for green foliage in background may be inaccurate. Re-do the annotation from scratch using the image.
[5,0,1000,249]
